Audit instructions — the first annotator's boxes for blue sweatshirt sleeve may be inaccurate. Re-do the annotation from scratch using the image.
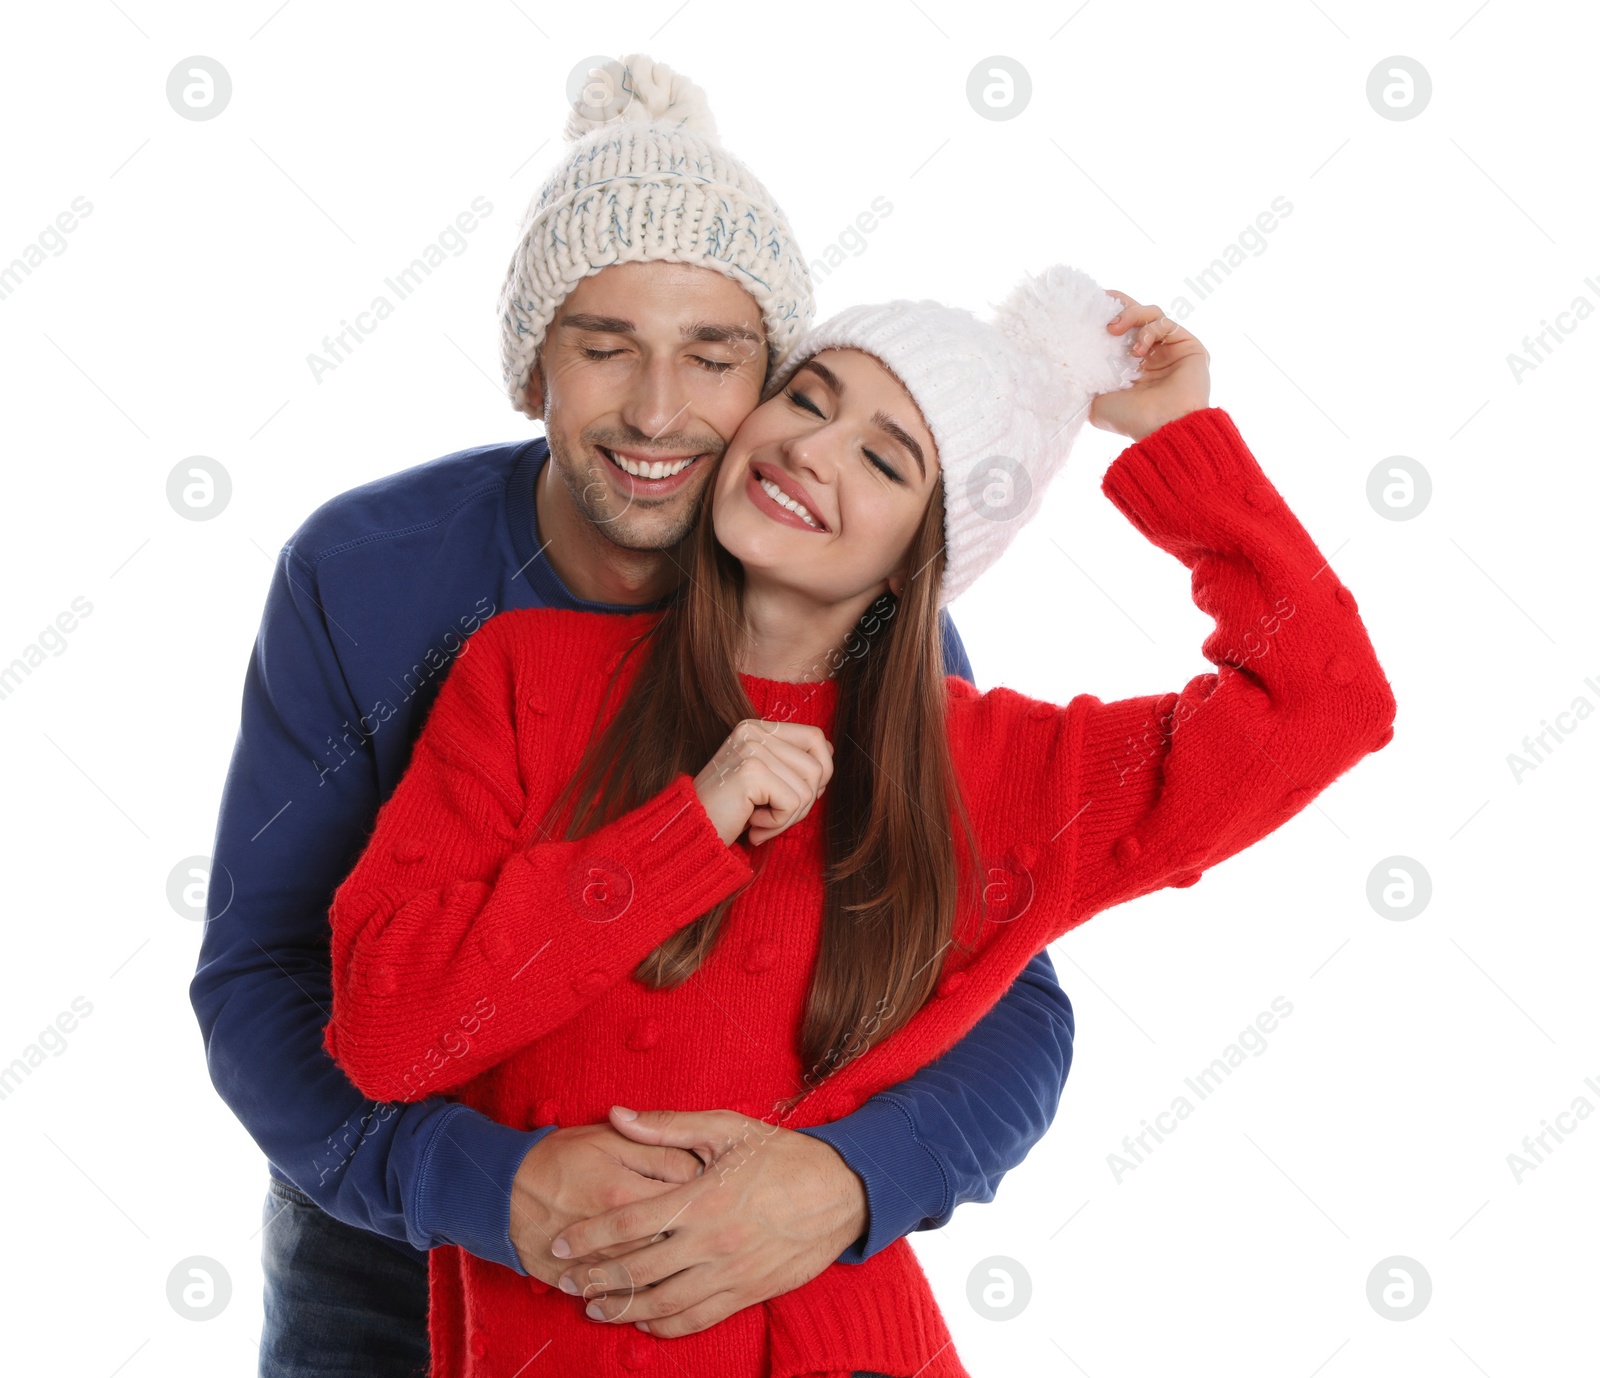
[188,542,537,1272]
[795,608,1077,1262]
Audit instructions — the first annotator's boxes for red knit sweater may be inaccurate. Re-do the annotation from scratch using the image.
[323,407,1396,1378]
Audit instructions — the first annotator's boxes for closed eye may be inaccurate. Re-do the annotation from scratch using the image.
[864,449,902,483]
[785,386,824,417]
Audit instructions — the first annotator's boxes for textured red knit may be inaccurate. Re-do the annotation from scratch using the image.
[323,407,1396,1378]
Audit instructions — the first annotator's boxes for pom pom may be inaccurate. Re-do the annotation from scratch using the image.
[564,53,718,141]
[989,264,1142,423]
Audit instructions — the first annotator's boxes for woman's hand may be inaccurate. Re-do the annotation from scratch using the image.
[693,720,834,846]
[1090,291,1211,442]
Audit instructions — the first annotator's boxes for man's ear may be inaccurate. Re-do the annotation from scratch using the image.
[521,359,545,416]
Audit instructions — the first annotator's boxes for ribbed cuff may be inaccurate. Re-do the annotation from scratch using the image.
[1102,407,1317,581]
[797,1094,949,1264]
[410,1104,554,1273]
[526,771,754,932]
[1105,406,1265,507]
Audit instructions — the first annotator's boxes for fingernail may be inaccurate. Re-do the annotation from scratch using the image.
[558,1276,578,1294]
[612,1105,638,1120]
[586,1302,605,1321]
[551,1238,570,1258]
[635,1322,650,1332]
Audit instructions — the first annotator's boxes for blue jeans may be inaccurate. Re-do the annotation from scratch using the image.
[259,1173,895,1378]
[260,1175,429,1377]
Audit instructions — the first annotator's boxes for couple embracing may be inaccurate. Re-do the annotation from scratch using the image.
[193,52,1396,1378]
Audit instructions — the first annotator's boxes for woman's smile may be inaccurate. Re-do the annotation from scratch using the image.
[744,461,831,533]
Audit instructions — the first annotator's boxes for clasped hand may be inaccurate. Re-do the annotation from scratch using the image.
[511,1105,867,1338]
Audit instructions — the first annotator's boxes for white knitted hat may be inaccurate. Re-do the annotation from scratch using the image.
[498,54,814,417]
[763,264,1142,607]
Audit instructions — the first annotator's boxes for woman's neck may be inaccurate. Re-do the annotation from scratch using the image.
[737,577,889,683]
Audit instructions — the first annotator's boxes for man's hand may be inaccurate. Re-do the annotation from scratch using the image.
[510,1122,708,1284]
[548,1106,869,1338]
[1091,291,1211,442]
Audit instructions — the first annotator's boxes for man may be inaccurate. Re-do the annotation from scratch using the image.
[190,54,1074,1376]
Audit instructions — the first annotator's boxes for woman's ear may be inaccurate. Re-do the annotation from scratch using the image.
[887,569,905,600]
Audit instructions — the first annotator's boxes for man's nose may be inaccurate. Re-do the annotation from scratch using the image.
[618,356,692,442]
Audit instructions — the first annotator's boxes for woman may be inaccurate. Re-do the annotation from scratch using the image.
[322,265,1397,1378]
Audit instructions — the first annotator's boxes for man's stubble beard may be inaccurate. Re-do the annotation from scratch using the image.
[548,428,716,553]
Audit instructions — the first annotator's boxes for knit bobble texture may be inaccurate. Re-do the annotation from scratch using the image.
[563,54,718,140]
[991,264,1143,422]
[497,52,813,417]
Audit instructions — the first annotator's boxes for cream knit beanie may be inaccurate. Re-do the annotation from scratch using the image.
[762,265,1143,607]
[498,54,814,417]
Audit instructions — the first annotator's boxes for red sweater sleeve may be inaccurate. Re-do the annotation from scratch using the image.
[1053,405,1398,926]
[321,616,755,1103]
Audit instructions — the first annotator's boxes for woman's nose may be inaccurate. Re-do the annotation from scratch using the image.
[783,428,837,486]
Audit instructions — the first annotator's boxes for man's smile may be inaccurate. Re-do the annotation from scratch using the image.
[594,445,707,496]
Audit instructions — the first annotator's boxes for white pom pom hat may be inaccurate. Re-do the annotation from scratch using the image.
[763,264,1143,607]
[498,54,814,417]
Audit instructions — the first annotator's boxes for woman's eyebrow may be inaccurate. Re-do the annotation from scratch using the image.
[797,358,843,392]
[871,411,926,479]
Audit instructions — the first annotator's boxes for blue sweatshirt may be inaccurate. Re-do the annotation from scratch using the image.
[189,435,1076,1273]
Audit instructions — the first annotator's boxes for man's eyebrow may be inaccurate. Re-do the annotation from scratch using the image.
[557,313,761,352]
[795,360,927,481]
[871,411,926,480]
[557,312,634,334]
[682,321,763,346]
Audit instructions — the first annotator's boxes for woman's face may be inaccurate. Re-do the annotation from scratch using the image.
[711,348,941,607]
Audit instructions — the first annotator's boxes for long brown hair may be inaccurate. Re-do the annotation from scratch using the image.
[541,454,985,1105]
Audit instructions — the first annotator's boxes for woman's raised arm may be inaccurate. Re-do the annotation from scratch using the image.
[785,405,1396,1127]
[1051,404,1396,928]
[321,616,755,1103]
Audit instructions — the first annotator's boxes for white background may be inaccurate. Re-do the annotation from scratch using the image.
[1,1,1595,1374]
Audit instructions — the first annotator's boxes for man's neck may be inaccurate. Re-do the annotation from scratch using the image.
[534,452,682,607]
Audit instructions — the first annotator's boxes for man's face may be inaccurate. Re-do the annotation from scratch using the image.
[524,261,768,551]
